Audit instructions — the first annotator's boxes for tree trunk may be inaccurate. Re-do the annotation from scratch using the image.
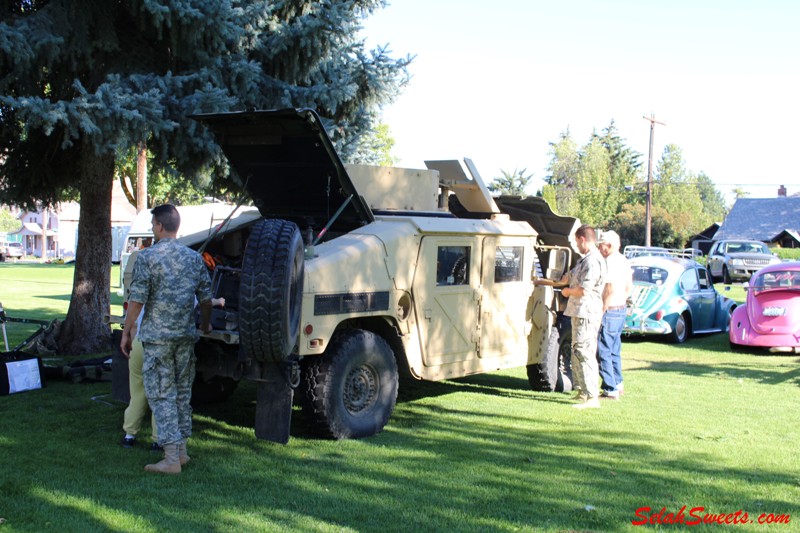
[136,142,148,212]
[58,144,116,355]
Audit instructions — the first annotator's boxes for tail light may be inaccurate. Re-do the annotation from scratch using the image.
[655,310,665,321]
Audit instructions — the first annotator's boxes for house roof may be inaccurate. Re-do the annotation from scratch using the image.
[715,197,800,241]
[687,222,720,242]
[770,229,800,244]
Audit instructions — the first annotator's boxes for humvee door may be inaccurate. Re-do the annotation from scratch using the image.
[413,237,480,366]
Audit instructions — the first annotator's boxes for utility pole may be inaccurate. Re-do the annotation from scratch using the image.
[643,113,665,246]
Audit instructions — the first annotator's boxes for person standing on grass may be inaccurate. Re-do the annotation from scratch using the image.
[120,204,212,475]
[561,224,606,409]
[596,230,632,400]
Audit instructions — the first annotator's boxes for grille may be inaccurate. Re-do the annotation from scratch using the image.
[742,258,771,267]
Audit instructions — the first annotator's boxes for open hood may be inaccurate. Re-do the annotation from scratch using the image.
[194,108,374,233]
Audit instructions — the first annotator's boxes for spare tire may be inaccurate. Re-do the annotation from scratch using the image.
[240,219,305,362]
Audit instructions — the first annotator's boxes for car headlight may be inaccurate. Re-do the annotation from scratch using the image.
[730,258,743,266]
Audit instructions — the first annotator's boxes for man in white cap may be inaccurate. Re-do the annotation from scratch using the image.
[596,230,632,399]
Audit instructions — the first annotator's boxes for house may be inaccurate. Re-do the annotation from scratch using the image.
[714,189,800,244]
[10,181,137,259]
[686,222,720,254]
[770,229,800,249]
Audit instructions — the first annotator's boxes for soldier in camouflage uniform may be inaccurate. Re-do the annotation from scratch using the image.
[120,204,212,474]
[561,224,606,409]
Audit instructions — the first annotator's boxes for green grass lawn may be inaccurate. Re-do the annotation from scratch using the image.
[0,264,798,532]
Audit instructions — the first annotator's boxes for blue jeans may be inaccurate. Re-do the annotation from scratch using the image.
[597,308,626,393]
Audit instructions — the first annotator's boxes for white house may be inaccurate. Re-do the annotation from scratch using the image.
[11,180,137,260]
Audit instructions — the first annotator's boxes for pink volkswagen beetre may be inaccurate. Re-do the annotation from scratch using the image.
[729,261,800,354]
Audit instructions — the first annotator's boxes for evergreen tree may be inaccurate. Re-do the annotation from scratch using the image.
[0,1,411,354]
[488,168,532,197]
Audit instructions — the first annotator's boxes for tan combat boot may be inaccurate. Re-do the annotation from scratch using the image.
[144,443,181,474]
[178,440,191,466]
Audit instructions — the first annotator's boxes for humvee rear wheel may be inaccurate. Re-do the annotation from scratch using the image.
[240,219,304,363]
[528,325,573,393]
[301,329,399,439]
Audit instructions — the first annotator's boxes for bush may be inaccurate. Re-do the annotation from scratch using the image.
[773,247,800,260]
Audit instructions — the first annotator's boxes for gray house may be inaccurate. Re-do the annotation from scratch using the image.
[715,196,800,243]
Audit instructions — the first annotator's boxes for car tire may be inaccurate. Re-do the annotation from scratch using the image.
[670,312,690,344]
[239,219,305,363]
[527,323,573,393]
[722,265,733,285]
[301,329,399,439]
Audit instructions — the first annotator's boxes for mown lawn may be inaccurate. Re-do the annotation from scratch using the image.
[0,263,798,532]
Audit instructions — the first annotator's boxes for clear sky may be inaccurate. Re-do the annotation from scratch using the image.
[360,0,799,203]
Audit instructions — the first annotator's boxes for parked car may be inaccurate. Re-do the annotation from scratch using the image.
[2,242,23,260]
[624,255,737,343]
[729,261,800,354]
[706,239,781,284]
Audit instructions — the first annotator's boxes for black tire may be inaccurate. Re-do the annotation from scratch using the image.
[670,312,690,344]
[191,373,240,405]
[722,266,732,285]
[527,325,573,393]
[301,329,399,439]
[451,254,468,285]
[239,219,304,363]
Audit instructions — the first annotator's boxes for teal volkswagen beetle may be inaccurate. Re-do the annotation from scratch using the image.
[624,256,737,343]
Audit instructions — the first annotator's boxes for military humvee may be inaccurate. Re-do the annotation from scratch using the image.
[113,108,580,444]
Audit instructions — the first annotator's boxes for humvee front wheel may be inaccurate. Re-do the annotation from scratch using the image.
[301,330,399,439]
[528,325,573,393]
[240,219,304,363]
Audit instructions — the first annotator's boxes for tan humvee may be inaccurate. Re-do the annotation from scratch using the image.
[112,109,580,443]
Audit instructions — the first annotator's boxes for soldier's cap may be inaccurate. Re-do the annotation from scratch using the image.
[598,230,620,247]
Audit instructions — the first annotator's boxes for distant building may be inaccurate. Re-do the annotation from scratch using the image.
[9,181,137,259]
[715,186,800,244]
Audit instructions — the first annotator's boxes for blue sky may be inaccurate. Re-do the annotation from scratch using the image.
[360,0,799,202]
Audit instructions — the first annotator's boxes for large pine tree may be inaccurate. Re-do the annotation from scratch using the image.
[0,0,410,354]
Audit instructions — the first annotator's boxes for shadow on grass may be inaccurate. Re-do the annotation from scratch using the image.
[2,372,799,532]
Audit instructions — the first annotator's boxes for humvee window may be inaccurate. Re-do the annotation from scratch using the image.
[437,246,470,286]
[495,246,523,283]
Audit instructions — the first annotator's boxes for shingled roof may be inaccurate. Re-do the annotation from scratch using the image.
[715,197,800,241]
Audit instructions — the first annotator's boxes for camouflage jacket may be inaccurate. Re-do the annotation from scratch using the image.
[128,238,212,343]
[564,246,606,319]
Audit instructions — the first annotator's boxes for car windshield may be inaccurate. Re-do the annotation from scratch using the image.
[751,270,800,292]
[632,265,669,285]
[726,242,770,254]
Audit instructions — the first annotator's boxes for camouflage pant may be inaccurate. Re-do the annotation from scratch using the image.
[142,340,195,446]
[570,316,601,399]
